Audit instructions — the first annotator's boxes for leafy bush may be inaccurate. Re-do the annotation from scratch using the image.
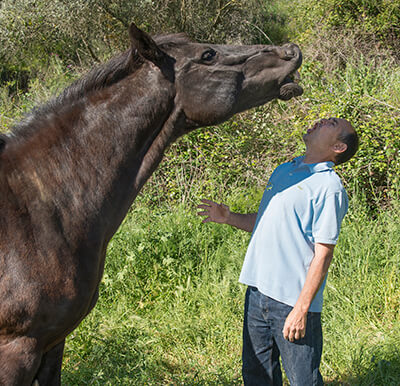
[296,56,400,204]
[290,0,400,47]
[0,1,96,67]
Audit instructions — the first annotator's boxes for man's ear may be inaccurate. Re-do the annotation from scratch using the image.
[333,142,347,154]
[129,23,165,65]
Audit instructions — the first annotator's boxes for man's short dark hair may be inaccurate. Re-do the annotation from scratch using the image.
[335,129,359,165]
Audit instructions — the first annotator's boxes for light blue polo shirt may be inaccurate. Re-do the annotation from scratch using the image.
[239,156,348,312]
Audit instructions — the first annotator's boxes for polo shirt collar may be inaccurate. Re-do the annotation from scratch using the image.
[292,156,334,173]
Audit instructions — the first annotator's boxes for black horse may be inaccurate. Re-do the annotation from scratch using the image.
[0,23,302,385]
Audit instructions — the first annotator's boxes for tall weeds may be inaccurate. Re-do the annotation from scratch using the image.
[60,197,400,384]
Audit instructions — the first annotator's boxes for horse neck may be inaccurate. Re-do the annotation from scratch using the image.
[6,65,181,245]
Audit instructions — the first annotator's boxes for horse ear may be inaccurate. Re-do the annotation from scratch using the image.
[129,23,164,65]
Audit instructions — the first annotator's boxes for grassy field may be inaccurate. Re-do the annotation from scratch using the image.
[60,193,400,385]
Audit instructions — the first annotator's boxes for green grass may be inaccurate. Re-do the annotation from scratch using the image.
[322,198,400,384]
[62,204,249,384]
[61,194,400,385]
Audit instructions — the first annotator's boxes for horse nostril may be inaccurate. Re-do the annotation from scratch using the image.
[283,44,301,60]
[285,49,295,58]
[278,44,297,60]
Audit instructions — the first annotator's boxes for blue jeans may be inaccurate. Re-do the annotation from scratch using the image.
[242,287,324,386]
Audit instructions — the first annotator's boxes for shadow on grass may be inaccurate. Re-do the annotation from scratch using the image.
[62,332,242,385]
[63,340,400,385]
[62,326,400,385]
[325,346,400,386]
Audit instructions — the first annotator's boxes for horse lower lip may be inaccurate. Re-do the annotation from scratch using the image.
[278,82,303,100]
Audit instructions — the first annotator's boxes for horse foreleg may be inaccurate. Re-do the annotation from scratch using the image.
[34,340,65,386]
[0,336,41,386]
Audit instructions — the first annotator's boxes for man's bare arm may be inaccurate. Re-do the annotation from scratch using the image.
[282,243,335,342]
[197,199,257,232]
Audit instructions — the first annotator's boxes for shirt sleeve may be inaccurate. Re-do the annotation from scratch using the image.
[312,190,348,245]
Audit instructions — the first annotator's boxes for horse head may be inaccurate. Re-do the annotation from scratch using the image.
[129,23,303,130]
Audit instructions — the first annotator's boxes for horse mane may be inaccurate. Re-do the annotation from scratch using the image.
[8,49,137,140]
[1,33,190,148]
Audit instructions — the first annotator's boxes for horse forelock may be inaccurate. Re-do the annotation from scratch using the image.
[154,33,192,46]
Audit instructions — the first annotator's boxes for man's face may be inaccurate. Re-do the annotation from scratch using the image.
[303,117,349,156]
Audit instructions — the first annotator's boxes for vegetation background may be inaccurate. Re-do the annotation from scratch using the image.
[0,0,399,384]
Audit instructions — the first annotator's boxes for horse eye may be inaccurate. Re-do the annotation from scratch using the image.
[201,49,216,61]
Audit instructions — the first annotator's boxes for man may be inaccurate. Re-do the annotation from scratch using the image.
[197,118,358,385]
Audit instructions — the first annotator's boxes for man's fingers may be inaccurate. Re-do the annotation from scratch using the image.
[197,204,212,210]
[282,326,289,340]
[197,204,210,210]
[201,198,217,205]
[197,210,209,216]
[202,217,211,223]
[283,325,304,342]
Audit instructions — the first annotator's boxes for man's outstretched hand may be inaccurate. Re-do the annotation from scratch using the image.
[197,199,230,224]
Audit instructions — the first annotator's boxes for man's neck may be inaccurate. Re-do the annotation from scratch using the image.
[303,152,333,164]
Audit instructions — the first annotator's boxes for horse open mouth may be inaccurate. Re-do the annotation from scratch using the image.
[279,70,303,100]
